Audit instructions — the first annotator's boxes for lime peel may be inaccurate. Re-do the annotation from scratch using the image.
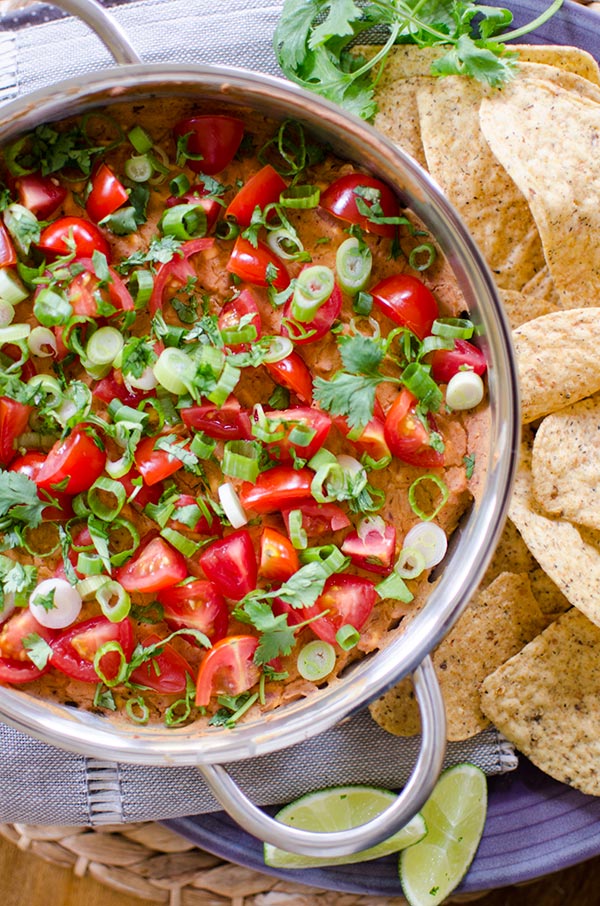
[263,783,427,869]
[399,763,488,906]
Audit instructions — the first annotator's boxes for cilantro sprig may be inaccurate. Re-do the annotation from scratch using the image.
[273,0,565,121]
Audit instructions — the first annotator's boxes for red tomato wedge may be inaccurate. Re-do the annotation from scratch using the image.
[0,222,16,268]
[320,173,399,238]
[134,434,188,486]
[334,413,391,465]
[370,274,438,340]
[218,289,262,350]
[38,216,110,260]
[149,237,214,315]
[166,182,221,231]
[300,574,377,645]
[257,407,331,464]
[129,633,194,694]
[384,388,444,468]
[173,115,245,175]
[50,616,135,684]
[430,338,487,384]
[198,530,257,601]
[341,523,397,575]
[259,527,300,583]
[239,466,314,514]
[0,656,49,684]
[15,172,66,219]
[180,398,252,440]
[0,397,32,467]
[195,634,260,707]
[282,279,342,345]
[0,609,57,662]
[168,493,222,536]
[282,501,351,537]
[264,351,313,404]
[157,579,228,643]
[93,369,150,408]
[227,236,290,290]
[68,258,134,316]
[35,426,106,496]
[85,163,129,223]
[115,537,188,594]
[225,164,287,227]
[10,451,74,520]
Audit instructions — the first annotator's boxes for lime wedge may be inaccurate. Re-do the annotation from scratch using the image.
[399,763,488,906]
[264,784,427,869]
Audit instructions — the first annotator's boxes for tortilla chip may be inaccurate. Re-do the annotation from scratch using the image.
[517,60,600,100]
[479,78,600,308]
[369,571,546,741]
[515,43,600,84]
[528,567,571,617]
[480,608,600,797]
[498,287,561,330]
[532,394,600,531]
[509,426,600,629]
[416,76,545,291]
[512,308,600,423]
[520,266,560,303]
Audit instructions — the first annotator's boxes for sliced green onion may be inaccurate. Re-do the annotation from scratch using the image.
[297,640,336,681]
[4,204,39,256]
[88,476,127,522]
[207,361,240,407]
[216,219,240,241]
[290,265,334,323]
[93,640,128,687]
[128,125,154,154]
[154,347,196,396]
[0,299,15,328]
[263,335,293,363]
[160,527,202,558]
[125,696,150,724]
[222,440,261,482]
[190,431,217,460]
[335,624,360,650]
[0,322,31,345]
[288,508,307,550]
[299,544,347,576]
[408,242,436,271]
[76,574,110,600]
[75,552,106,577]
[105,447,136,479]
[393,546,426,580]
[401,362,443,411]
[86,326,124,366]
[446,371,485,410]
[307,447,337,471]
[402,522,448,569]
[375,571,414,603]
[251,405,286,443]
[107,516,141,568]
[218,482,248,529]
[279,184,320,209]
[336,237,372,294]
[220,321,257,346]
[169,173,191,197]
[28,326,57,358]
[160,203,207,240]
[266,227,306,261]
[0,268,28,306]
[164,694,193,727]
[33,287,72,327]
[27,373,63,407]
[96,580,131,622]
[124,154,153,182]
[353,291,373,316]
[431,318,474,339]
[408,474,449,522]
[287,423,317,447]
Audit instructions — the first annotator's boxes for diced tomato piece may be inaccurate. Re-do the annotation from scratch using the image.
[115,537,188,594]
[35,426,106,496]
[168,494,222,536]
[239,466,314,514]
[134,434,187,486]
[180,398,252,440]
[264,351,313,404]
[198,530,257,601]
[258,407,331,464]
[38,216,110,260]
[259,527,300,583]
[370,274,438,340]
[341,523,396,575]
[50,616,134,683]
[0,397,32,467]
[9,451,74,520]
[173,115,245,175]
[225,165,287,227]
[320,173,399,238]
[282,277,342,345]
[0,221,17,268]
[299,574,377,645]
[68,258,134,315]
[218,289,262,351]
[430,339,487,384]
[334,413,391,465]
[128,633,194,694]
[16,172,67,219]
[195,635,260,706]
[157,579,228,643]
[85,162,129,223]
[166,182,221,231]
[149,237,215,315]
[384,389,444,468]
[282,502,351,537]
[227,236,290,290]
[0,609,58,662]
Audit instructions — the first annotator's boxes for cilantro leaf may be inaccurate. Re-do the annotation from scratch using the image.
[120,336,157,379]
[22,633,53,670]
[236,599,298,665]
[313,372,381,430]
[431,34,517,87]
[339,333,384,375]
[0,472,48,530]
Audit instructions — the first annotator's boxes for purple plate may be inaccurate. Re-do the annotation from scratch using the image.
[167,0,600,895]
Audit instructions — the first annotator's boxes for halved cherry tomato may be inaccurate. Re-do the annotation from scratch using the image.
[38,216,110,260]
[282,501,351,537]
[180,398,252,440]
[50,615,135,684]
[128,633,194,694]
[370,274,438,340]
[134,433,188,486]
[334,413,391,465]
[0,609,58,662]
[168,494,222,536]
[282,279,342,345]
[116,537,188,594]
[195,634,260,707]
[85,163,129,223]
[225,164,287,227]
[117,467,163,510]
[259,527,300,583]
[320,173,399,238]
[218,289,262,350]
[149,237,215,315]
[157,579,228,643]
[227,236,290,290]
[0,397,32,467]
[67,257,134,316]
[0,222,16,268]
[15,172,66,219]
[429,338,487,384]
[239,466,314,514]
[10,451,74,520]
[299,573,377,645]
[35,426,106,496]
[264,351,313,404]
[173,115,245,175]
[341,523,396,575]
[93,369,150,408]
[258,407,331,464]
[166,182,221,232]
[384,388,444,468]
[198,530,257,601]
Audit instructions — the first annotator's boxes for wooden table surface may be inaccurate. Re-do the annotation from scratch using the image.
[1,829,600,905]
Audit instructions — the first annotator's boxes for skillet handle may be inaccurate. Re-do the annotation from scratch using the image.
[198,656,446,859]
[14,0,142,64]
